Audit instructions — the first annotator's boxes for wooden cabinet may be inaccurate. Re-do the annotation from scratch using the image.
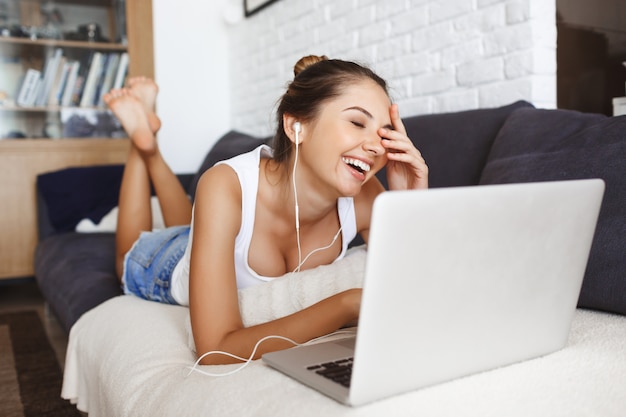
[0,0,153,279]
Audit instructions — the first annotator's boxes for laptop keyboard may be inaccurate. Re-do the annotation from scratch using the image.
[307,358,354,388]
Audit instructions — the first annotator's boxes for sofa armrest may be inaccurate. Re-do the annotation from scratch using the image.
[36,189,56,241]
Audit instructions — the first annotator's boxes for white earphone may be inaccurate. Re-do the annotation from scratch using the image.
[293,121,302,143]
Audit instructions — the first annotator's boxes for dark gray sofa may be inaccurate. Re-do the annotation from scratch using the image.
[34,101,626,333]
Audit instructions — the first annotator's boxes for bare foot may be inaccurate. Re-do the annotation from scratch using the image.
[104,88,156,154]
[127,76,161,133]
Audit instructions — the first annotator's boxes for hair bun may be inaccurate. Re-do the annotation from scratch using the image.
[294,55,329,76]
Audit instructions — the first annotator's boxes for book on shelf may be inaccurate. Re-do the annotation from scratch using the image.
[70,51,95,106]
[61,61,81,107]
[77,52,127,108]
[13,48,128,110]
[79,52,105,107]
[96,53,121,106]
[16,69,42,107]
[47,57,68,106]
[112,52,129,90]
[52,61,73,106]
[35,48,63,107]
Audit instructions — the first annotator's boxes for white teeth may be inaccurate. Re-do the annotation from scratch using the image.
[342,157,371,173]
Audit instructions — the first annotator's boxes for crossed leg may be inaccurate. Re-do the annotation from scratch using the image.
[104,77,193,280]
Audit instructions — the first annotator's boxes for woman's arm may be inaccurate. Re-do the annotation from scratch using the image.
[355,104,429,242]
[188,165,361,365]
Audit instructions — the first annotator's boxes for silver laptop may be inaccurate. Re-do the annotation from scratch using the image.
[262,179,605,407]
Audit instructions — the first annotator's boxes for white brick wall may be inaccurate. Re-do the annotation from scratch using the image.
[229,0,556,136]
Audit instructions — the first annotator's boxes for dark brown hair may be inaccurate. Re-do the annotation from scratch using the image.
[271,55,389,163]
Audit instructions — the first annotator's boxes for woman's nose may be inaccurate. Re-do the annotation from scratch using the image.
[363,133,385,155]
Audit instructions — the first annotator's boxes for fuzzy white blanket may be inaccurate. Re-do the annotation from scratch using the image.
[62,249,626,416]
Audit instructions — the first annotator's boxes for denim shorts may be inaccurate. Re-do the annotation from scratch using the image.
[122,225,190,305]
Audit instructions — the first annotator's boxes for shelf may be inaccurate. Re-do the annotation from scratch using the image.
[0,137,126,141]
[18,0,115,6]
[0,137,128,147]
[0,36,127,52]
[0,0,153,280]
[0,104,109,113]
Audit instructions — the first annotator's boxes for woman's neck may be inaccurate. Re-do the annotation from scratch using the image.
[262,157,338,226]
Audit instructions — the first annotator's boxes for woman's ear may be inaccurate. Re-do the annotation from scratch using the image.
[283,114,302,144]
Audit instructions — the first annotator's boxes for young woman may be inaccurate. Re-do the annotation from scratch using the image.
[103,56,428,365]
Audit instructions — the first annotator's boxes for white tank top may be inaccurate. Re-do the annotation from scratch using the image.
[170,145,357,306]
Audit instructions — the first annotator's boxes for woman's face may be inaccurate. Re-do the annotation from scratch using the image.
[299,79,392,197]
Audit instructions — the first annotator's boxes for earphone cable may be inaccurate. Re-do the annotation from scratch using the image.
[292,226,342,273]
[293,126,303,271]
[186,329,357,378]
[291,123,343,273]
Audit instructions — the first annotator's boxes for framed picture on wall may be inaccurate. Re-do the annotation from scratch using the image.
[244,0,279,17]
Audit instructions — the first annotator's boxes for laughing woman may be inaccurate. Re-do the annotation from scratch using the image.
[104,55,428,365]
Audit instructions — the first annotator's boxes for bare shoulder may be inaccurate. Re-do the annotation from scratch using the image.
[193,164,242,227]
[197,163,239,191]
[196,164,240,203]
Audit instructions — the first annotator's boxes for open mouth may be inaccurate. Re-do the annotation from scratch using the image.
[342,157,371,174]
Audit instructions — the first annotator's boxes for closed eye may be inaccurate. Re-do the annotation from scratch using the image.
[351,121,365,128]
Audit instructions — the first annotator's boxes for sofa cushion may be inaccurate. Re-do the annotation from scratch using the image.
[37,165,124,233]
[376,100,534,189]
[479,107,626,315]
[188,131,268,200]
[34,233,122,332]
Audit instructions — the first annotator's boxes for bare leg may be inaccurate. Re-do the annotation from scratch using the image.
[104,87,192,280]
[125,78,194,231]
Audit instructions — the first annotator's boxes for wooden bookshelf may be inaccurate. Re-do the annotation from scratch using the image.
[0,0,153,280]
[0,36,128,51]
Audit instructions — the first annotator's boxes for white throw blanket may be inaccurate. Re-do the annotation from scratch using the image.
[63,295,626,417]
[60,244,626,416]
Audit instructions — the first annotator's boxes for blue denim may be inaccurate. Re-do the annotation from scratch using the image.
[122,225,190,305]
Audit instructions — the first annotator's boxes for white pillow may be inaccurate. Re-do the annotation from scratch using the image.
[75,196,165,232]
[186,246,367,351]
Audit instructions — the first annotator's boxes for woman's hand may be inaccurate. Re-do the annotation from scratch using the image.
[379,104,429,190]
